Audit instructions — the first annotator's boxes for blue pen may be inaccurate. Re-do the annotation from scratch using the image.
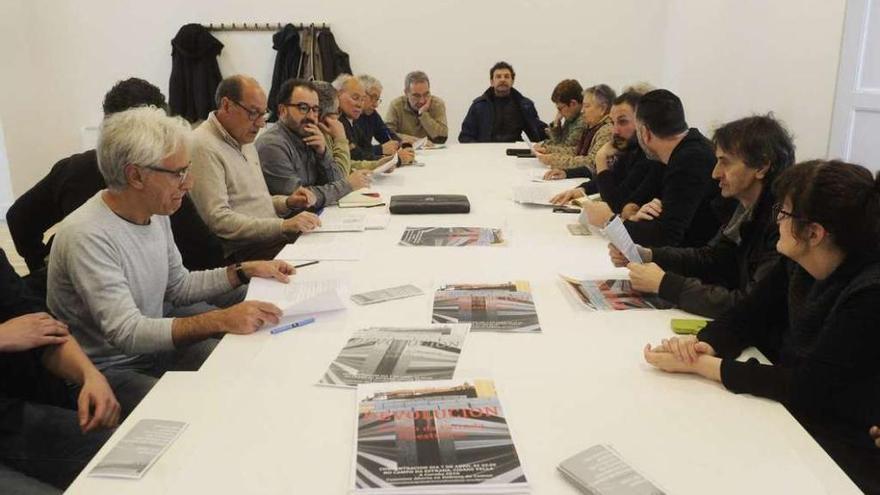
[269,317,316,335]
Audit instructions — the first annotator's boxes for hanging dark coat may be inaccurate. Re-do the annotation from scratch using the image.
[318,30,352,82]
[169,24,224,123]
[267,24,302,122]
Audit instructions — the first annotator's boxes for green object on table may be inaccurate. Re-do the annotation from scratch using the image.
[670,318,708,335]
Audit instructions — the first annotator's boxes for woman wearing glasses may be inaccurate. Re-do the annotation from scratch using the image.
[644,159,880,493]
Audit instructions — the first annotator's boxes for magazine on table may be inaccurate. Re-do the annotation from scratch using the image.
[560,276,673,311]
[399,227,505,247]
[351,378,530,494]
[432,281,541,333]
[318,324,470,388]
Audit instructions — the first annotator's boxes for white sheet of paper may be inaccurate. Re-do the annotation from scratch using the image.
[413,137,428,150]
[90,419,187,479]
[277,235,363,261]
[521,131,533,150]
[602,216,643,263]
[371,153,399,175]
[364,213,391,230]
[513,182,579,206]
[310,211,366,233]
[247,277,347,316]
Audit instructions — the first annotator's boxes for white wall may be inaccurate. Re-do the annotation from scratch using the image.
[0,0,845,197]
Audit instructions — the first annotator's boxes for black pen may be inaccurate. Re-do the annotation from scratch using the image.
[294,261,320,269]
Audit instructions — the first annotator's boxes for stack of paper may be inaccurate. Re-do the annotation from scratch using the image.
[89,419,187,479]
[351,378,530,494]
[246,277,348,316]
[558,445,665,495]
[432,281,541,333]
[318,324,470,387]
[310,210,367,233]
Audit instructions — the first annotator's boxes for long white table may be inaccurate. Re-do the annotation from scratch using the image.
[65,143,861,494]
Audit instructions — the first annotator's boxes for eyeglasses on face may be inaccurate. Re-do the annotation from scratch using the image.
[229,99,270,122]
[282,102,321,115]
[142,164,190,185]
[772,202,803,222]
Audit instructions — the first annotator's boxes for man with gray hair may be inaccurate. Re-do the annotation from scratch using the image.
[189,75,321,262]
[354,74,400,157]
[48,106,297,414]
[385,70,448,145]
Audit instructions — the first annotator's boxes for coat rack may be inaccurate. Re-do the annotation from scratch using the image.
[203,22,329,32]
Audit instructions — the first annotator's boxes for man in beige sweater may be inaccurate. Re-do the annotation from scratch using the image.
[189,75,321,262]
[384,70,448,145]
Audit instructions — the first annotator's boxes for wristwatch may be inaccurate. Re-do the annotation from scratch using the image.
[234,263,250,284]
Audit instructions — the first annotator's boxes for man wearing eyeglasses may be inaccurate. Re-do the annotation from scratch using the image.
[256,79,364,206]
[385,71,448,146]
[190,75,322,263]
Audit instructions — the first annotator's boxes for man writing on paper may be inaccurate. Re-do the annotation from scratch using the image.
[458,61,547,143]
[49,107,297,416]
[385,71,449,145]
[608,115,794,317]
[257,79,368,207]
[355,74,403,157]
[189,75,321,263]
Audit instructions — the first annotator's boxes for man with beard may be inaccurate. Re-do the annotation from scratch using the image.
[550,90,663,212]
[458,61,547,143]
[256,79,353,207]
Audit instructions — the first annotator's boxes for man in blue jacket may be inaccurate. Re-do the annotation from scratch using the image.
[458,61,547,143]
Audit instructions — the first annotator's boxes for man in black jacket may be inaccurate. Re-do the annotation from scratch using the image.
[458,61,547,143]
[609,115,795,317]
[582,89,730,247]
[6,78,226,275]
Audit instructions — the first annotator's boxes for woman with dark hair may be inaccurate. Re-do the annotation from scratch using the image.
[643,160,880,493]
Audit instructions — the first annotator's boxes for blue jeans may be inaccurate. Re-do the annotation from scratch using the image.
[0,400,112,493]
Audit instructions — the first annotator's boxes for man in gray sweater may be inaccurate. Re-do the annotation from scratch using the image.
[256,78,367,206]
[48,107,297,415]
[189,75,322,262]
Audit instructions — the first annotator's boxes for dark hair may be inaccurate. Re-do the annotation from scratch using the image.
[551,79,583,104]
[102,78,166,116]
[713,114,795,183]
[585,84,617,113]
[613,91,643,110]
[215,76,244,107]
[277,78,318,106]
[773,160,880,255]
[635,89,688,138]
[490,61,515,80]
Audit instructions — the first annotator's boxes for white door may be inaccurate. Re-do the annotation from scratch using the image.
[829,0,880,172]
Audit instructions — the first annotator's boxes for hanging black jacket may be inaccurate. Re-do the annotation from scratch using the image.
[169,24,224,123]
[317,30,352,82]
[267,24,301,122]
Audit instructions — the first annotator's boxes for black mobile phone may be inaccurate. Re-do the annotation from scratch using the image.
[553,206,580,214]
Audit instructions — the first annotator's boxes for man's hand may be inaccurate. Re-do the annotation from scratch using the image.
[348,169,372,190]
[533,144,549,154]
[550,187,585,205]
[870,426,880,448]
[595,141,618,173]
[242,260,296,283]
[318,116,345,140]
[0,313,69,352]
[282,211,321,234]
[286,187,316,210]
[418,96,432,114]
[77,371,121,433]
[398,147,415,165]
[632,198,662,222]
[654,335,716,364]
[626,262,665,294]
[608,244,629,267]
[543,169,566,180]
[381,140,400,156]
[216,301,283,334]
[581,200,614,227]
[536,151,553,166]
[302,124,326,155]
[643,342,721,381]
[553,110,563,129]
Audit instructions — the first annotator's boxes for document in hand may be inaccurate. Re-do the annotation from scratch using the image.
[246,277,347,316]
[513,181,583,206]
[558,444,665,495]
[318,324,470,387]
[560,276,673,311]
[89,419,187,479]
[372,153,399,175]
[352,378,530,494]
[599,216,643,263]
